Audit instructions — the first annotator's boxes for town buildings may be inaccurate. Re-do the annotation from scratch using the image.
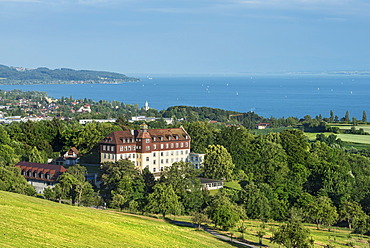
[99,124,191,173]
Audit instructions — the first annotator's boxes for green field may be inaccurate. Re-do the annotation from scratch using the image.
[227,220,370,248]
[0,191,234,248]
[336,134,370,144]
[171,216,370,248]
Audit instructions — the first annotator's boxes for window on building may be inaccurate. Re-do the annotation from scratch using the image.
[146,146,150,151]
[175,143,178,148]
[153,168,156,172]
[160,152,164,156]
[171,143,174,148]
[146,157,149,161]
[180,143,184,148]
[181,151,183,155]
[146,138,150,143]
[153,160,156,165]
[185,142,188,147]
[103,145,106,151]
[185,150,188,154]
[160,167,164,171]
[153,144,156,149]
[124,146,127,151]
[107,146,110,151]
[112,146,115,151]
[161,159,163,164]
[176,151,178,155]
[153,137,156,141]
[133,154,136,158]
[166,144,169,149]
[161,144,164,149]
[166,152,169,156]
[119,146,123,151]
[175,135,179,140]
[171,151,174,156]
[166,159,168,163]
[168,136,171,140]
[104,153,106,159]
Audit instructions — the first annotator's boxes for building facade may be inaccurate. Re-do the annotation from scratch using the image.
[99,124,191,173]
[15,161,67,194]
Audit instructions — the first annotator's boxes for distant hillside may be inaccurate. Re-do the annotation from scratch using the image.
[0,65,139,84]
[0,191,232,248]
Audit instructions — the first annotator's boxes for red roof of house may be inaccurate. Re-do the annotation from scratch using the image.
[15,161,67,182]
[100,127,190,145]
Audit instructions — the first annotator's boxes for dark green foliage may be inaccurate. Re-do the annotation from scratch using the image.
[99,160,145,209]
[206,193,245,230]
[160,161,206,213]
[146,183,183,217]
[182,122,215,153]
[0,166,36,196]
[203,144,235,181]
[362,110,367,123]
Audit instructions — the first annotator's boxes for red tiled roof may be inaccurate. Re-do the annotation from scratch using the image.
[100,127,190,145]
[15,161,67,182]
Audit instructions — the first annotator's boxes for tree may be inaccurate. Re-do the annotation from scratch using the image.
[191,212,210,230]
[305,196,338,230]
[0,166,36,196]
[43,187,56,200]
[160,161,205,213]
[329,110,335,122]
[257,230,266,245]
[271,217,313,248]
[99,160,145,208]
[340,201,368,230]
[203,145,235,180]
[146,183,183,218]
[362,110,367,123]
[206,193,245,230]
[345,110,350,122]
[182,121,215,153]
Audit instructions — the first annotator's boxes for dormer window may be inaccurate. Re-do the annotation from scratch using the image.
[153,137,156,141]
[168,136,171,140]
[175,135,179,140]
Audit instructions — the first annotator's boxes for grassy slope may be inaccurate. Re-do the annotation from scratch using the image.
[0,191,233,248]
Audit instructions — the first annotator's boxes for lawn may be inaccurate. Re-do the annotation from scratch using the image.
[0,191,235,248]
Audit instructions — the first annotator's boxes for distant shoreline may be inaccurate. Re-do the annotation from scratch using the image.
[0,79,140,85]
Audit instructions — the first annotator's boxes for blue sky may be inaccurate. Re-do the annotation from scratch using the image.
[1,0,370,74]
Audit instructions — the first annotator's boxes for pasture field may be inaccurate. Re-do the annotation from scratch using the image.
[336,134,370,144]
[330,124,370,133]
[0,191,234,248]
[171,216,370,248]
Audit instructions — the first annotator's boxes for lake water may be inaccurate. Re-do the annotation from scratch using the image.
[1,74,369,119]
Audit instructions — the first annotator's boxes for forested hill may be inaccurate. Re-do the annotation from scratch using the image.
[0,65,139,84]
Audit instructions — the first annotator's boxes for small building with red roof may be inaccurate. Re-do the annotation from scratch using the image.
[15,161,67,194]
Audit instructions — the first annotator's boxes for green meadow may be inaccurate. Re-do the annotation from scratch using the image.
[172,217,370,248]
[0,191,234,248]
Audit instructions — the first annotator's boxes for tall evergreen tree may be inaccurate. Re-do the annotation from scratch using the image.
[345,110,350,122]
[329,110,335,122]
[362,110,367,123]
